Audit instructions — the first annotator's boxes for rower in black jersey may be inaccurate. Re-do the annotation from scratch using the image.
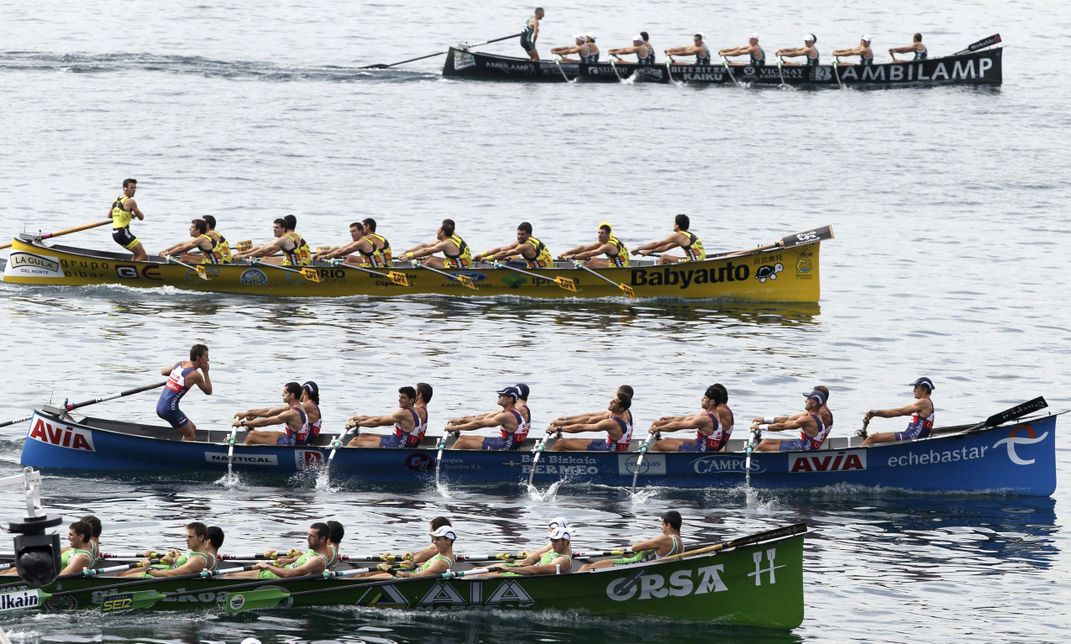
[719,33,765,66]
[833,35,874,66]
[777,33,820,66]
[609,34,655,64]
[666,33,711,65]
[889,33,927,62]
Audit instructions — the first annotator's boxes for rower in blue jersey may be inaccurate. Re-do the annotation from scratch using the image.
[234,381,319,446]
[447,386,531,451]
[665,33,711,65]
[631,214,706,264]
[550,390,633,452]
[608,34,656,64]
[347,384,432,448]
[719,33,766,66]
[777,33,820,66]
[834,35,875,66]
[521,7,544,61]
[155,343,212,441]
[753,388,833,452]
[861,378,936,446]
[550,34,592,63]
[650,384,734,453]
[889,33,927,62]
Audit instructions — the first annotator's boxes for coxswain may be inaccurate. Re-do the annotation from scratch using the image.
[650,384,733,452]
[476,222,553,268]
[889,33,927,62]
[160,219,225,264]
[139,522,222,577]
[521,7,544,61]
[833,35,874,65]
[777,34,820,66]
[551,391,633,452]
[719,33,765,66]
[202,215,233,263]
[156,343,212,441]
[228,522,333,578]
[609,35,655,64]
[346,384,431,448]
[234,381,318,446]
[400,219,472,269]
[447,386,531,451]
[861,378,935,446]
[665,33,711,65]
[107,178,148,261]
[233,215,312,266]
[59,520,96,576]
[752,388,832,451]
[484,524,573,576]
[314,221,366,261]
[578,511,683,571]
[558,222,630,268]
[631,214,706,264]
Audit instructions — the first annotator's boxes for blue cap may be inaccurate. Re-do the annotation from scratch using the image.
[802,390,827,405]
[514,383,530,400]
[496,386,519,400]
[910,377,935,391]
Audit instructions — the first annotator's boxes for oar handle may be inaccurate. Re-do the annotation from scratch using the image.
[0,220,111,250]
[64,381,168,411]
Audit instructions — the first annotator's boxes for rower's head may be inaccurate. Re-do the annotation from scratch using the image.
[913,33,923,43]
[694,33,704,44]
[804,33,817,45]
[439,219,457,240]
[547,516,569,535]
[549,526,571,553]
[185,521,208,549]
[802,389,827,411]
[617,384,634,398]
[574,34,585,45]
[641,31,650,43]
[349,221,365,241]
[203,215,217,231]
[496,386,519,408]
[610,392,632,413]
[416,382,434,404]
[272,218,286,238]
[283,214,297,232]
[430,516,452,531]
[749,33,759,44]
[813,385,829,406]
[429,525,457,550]
[861,35,871,45]
[326,520,344,545]
[632,35,644,45]
[206,526,225,549]
[69,521,92,548]
[81,515,102,539]
[535,7,544,19]
[398,385,417,408]
[704,383,728,408]
[674,214,690,232]
[191,218,208,238]
[282,381,302,404]
[660,510,682,533]
[516,222,533,243]
[597,222,612,242]
[361,217,378,233]
[301,381,319,404]
[514,383,530,401]
[190,343,209,368]
[122,177,137,196]
[308,522,331,548]
[909,377,934,398]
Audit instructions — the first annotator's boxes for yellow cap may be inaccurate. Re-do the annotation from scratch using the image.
[598,221,612,231]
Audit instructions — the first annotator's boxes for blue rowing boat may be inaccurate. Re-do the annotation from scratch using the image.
[19,402,1058,495]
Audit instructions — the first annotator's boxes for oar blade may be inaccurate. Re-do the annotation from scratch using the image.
[619,283,637,298]
[195,265,210,281]
[222,588,291,613]
[388,271,410,287]
[556,277,578,292]
[457,274,478,290]
[235,240,253,252]
[301,268,322,283]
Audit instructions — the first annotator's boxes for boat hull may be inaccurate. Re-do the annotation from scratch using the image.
[20,408,1058,496]
[2,235,822,301]
[443,47,1003,87]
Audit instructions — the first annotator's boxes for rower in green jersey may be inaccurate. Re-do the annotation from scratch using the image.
[365,525,457,580]
[476,221,554,268]
[482,517,574,576]
[228,522,333,579]
[123,522,222,578]
[400,218,471,269]
[777,33,820,67]
[160,219,224,264]
[59,520,96,576]
[273,520,344,569]
[559,222,630,268]
[631,214,706,264]
[578,511,683,571]
[719,33,766,66]
[889,33,927,62]
[107,177,148,261]
[521,7,544,61]
[833,35,875,66]
[665,33,711,65]
[609,34,656,64]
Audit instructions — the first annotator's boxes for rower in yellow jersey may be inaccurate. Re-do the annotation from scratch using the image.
[233,215,312,266]
[107,178,148,261]
[359,218,393,267]
[631,214,706,264]
[160,219,226,264]
[400,218,472,269]
[559,222,630,268]
[227,522,333,578]
[476,221,554,268]
[202,215,233,263]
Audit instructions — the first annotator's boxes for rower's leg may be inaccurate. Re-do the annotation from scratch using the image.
[178,420,197,442]
[754,439,780,452]
[658,255,682,265]
[861,432,897,447]
[451,436,483,450]
[130,241,148,262]
[244,430,282,445]
[353,434,384,448]
[584,259,610,269]
[423,257,446,269]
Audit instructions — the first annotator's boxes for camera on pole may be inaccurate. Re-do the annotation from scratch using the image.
[4,469,62,587]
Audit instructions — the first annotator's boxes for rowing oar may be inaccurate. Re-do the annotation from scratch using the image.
[831,60,844,89]
[953,33,1002,57]
[744,427,761,487]
[629,430,659,494]
[225,423,239,481]
[776,58,788,88]
[665,56,676,84]
[248,258,321,283]
[434,431,459,488]
[327,258,410,286]
[552,55,575,83]
[164,255,210,280]
[0,560,160,591]
[526,427,556,489]
[0,381,166,429]
[326,425,356,474]
[713,224,835,259]
[412,260,478,290]
[43,563,260,608]
[493,261,577,292]
[361,33,522,69]
[966,396,1048,432]
[721,57,739,86]
[0,219,111,251]
[572,261,636,298]
[608,57,624,82]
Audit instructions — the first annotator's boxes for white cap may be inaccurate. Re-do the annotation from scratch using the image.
[861,34,871,42]
[695,32,705,40]
[804,33,816,43]
[749,33,759,40]
[633,34,644,43]
[548,516,570,532]
[574,34,585,42]
[586,33,596,41]
[430,525,457,541]
[549,527,572,541]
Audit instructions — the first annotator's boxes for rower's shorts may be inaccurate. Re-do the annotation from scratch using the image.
[895,427,931,442]
[585,440,613,452]
[778,439,810,452]
[676,438,709,453]
[257,569,281,579]
[612,551,652,566]
[276,433,295,447]
[379,434,421,449]
[112,226,141,251]
[156,403,189,429]
[521,36,535,53]
[442,258,470,269]
[481,435,522,451]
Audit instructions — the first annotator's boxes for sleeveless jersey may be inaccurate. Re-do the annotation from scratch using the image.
[608,414,633,452]
[418,553,454,573]
[284,405,313,445]
[111,194,133,229]
[443,234,472,268]
[605,234,629,267]
[539,548,573,572]
[61,547,93,569]
[524,236,553,268]
[904,405,935,439]
[360,233,392,267]
[393,407,428,447]
[696,45,711,65]
[801,412,831,450]
[197,234,224,264]
[752,48,766,66]
[305,403,322,444]
[580,44,600,64]
[159,364,195,407]
[915,47,927,61]
[501,408,531,443]
[654,535,683,560]
[806,50,820,67]
[699,408,732,451]
[207,231,233,263]
[679,231,706,261]
[638,45,655,65]
[282,232,312,266]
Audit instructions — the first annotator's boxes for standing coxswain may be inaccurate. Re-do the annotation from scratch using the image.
[889,33,927,62]
[609,35,655,64]
[233,214,312,266]
[649,384,733,452]
[346,384,431,448]
[777,34,820,66]
[476,222,553,268]
[719,33,765,66]
[107,178,148,261]
[156,343,212,441]
[521,7,545,61]
[551,391,633,452]
[665,33,711,65]
[752,388,832,451]
[448,386,530,451]
[400,219,472,269]
[558,222,630,268]
[833,35,874,66]
[234,381,320,446]
[160,219,225,264]
[861,378,935,446]
[631,214,706,264]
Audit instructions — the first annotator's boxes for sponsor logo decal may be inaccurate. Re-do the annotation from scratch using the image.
[455,270,487,283]
[99,592,135,612]
[886,445,988,468]
[519,453,601,476]
[618,454,666,476]
[228,594,245,611]
[453,51,475,70]
[297,450,323,467]
[789,451,866,473]
[205,452,278,466]
[691,456,752,474]
[5,252,63,277]
[748,548,785,586]
[0,589,41,611]
[27,417,95,452]
[405,452,434,473]
[993,424,1049,466]
[796,251,813,275]
[240,269,269,286]
[630,263,749,289]
[755,263,783,283]
[607,564,727,601]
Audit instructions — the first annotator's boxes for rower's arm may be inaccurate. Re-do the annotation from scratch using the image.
[411,544,437,564]
[653,414,707,434]
[190,370,211,396]
[161,364,174,377]
[833,46,862,57]
[761,414,816,435]
[888,44,915,54]
[555,418,607,435]
[448,412,508,431]
[649,414,690,432]
[559,242,599,258]
[865,400,928,420]
[719,45,748,56]
[502,554,569,576]
[59,552,90,576]
[321,238,363,259]
[776,47,805,57]
[128,199,145,220]
[479,242,519,260]
[262,556,325,578]
[405,239,449,260]
[238,404,288,419]
[147,557,206,577]
[573,243,614,260]
[237,408,295,429]
[629,535,666,553]
[396,558,447,578]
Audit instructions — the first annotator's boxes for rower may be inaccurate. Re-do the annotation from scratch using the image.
[234,381,318,446]
[447,386,531,451]
[609,35,655,64]
[107,178,148,261]
[631,214,706,264]
[665,33,711,65]
[498,517,570,569]
[484,524,573,576]
[233,214,312,266]
[550,385,634,427]
[360,218,393,267]
[392,525,456,578]
[156,343,212,441]
[889,33,927,62]
[578,511,683,571]
[551,391,632,452]
[59,520,95,576]
[551,34,595,63]
[314,221,366,261]
[718,33,765,66]
[650,384,733,453]
[777,34,820,66]
[326,520,345,570]
[400,219,472,269]
[521,7,544,61]
[229,522,333,578]
[558,222,630,268]
[202,215,233,263]
[861,378,935,446]
[160,219,224,264]
[346,384,430,448]
[476,222,553,268]
[83,515,102,567]
[833,35,874,66]
[752,388,832,451]
[411,516,453,565]
[142,522,222,577]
